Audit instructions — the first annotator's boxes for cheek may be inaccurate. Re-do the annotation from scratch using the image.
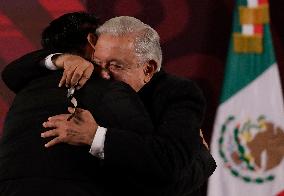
[110,70,133,84]
[99,64,106,69]
[110,70,124,81]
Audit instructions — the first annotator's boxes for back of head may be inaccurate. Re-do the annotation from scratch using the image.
[41,12,99,54]
[96,16,163,71]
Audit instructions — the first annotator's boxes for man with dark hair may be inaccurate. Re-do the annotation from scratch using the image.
[41,12,99,54]
[0,12,154,196]
[2,12,99,93]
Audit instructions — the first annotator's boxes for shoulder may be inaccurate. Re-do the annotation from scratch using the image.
[163,73,200,90]
[153,72,206,121]
[154,71,205,104]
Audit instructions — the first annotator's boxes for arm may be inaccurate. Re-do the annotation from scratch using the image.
[42,70,215,192]
[1,51,93,93]
[1,49,55,93]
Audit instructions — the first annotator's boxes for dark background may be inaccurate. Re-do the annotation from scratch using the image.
[0,0,283,194]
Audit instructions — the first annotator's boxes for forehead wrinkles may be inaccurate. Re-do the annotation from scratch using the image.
[94,35,137,64]
[97,35,134,53]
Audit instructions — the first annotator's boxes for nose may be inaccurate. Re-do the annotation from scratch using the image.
[94,61,112,78]
[93,61,109,71]
[99,62,115,73]
[100,62,108,69]
[95,61,107,68]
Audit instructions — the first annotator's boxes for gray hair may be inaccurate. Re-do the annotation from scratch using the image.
[96,16,162,71]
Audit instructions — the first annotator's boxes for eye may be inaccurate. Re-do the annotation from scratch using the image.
[109,62,123,70]
[91,58,100,66]
[91,59,102,66]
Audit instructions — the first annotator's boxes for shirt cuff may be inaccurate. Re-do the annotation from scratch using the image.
[89,126,107,159]
[44,53,62,70]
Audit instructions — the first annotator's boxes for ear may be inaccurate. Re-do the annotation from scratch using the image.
[87,33,97,49]
[143,60,158,83]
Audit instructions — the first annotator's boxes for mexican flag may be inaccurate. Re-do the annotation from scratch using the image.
[207,0,284,196]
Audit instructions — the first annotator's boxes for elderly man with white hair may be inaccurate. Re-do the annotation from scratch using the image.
[3,15,216,196]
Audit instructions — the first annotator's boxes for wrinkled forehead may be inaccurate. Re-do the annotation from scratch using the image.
[94,34,136,59]
[98,33,135,46]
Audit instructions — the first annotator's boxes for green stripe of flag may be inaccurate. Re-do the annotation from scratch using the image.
[220,1,275,103]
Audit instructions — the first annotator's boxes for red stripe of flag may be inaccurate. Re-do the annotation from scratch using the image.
[258,0,268,5]
[277,190,284,196]
[254,24,263,35]
[251,0,264,35]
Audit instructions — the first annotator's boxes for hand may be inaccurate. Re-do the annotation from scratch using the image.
[41,107,98,147]
[54,54,94,89]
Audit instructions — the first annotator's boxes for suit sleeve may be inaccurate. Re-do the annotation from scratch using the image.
[103,80,216,192]
[1,49,55,93]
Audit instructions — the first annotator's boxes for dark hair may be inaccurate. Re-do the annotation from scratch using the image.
[41,12,99,54]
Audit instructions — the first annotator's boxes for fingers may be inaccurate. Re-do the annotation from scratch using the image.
[74,64,93,89]
[47,114,70,121]
[43,114,70,128]
[71,69,84,87]
[71,64,90,87]
[41,108,97,147]
[41,120,68,148]
[46,109,89,123]
[65,67,77,87]
[60,64,77,88]
[67,107,85,114]
[70,65,86,87]
[67,108,91,122]
[68,107,76,114]
[56,55,93,87]
[76,76,88,90]
[43,120,61,128]
[59,64,93,88]
[76,67,93,89]
[44,137,63,148]
[67,107,84,124]
[59,65,76,88]
[41,125,63,148]
[41,129,58,138]
[59,71,67,87]
[73,108,85,121]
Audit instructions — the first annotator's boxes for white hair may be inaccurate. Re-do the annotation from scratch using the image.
[96,16,162,71]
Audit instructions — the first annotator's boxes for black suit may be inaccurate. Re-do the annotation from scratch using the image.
[0,70,154,195]
[137,70,216,196]
[1,50,216,196]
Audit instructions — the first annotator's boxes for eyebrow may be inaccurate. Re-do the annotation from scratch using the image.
[109,59,124,65]
[92,56,127,66]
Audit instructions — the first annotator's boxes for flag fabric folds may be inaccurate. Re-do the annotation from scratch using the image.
[207,0,284,195]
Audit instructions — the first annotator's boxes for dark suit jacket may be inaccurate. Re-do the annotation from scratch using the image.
[138,70,216,196]
[0,67,154,195]
[1,50,216,196]
[103,70,216,196]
